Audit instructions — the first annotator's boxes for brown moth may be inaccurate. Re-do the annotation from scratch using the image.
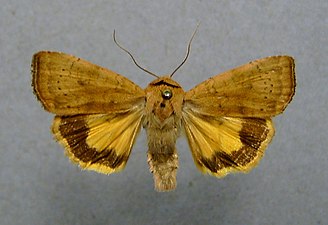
[32,31,295,192]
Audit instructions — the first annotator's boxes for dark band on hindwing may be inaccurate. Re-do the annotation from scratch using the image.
[56,115,128,169]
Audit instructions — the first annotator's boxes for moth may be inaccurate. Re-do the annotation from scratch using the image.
[32,30,295,192]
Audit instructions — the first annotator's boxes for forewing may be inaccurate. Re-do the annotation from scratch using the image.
[182,110,274,176]
[52,107,144,174]
[184,56,295,117]
[32,51,145,115]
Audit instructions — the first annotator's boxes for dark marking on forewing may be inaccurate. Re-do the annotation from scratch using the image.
[31,54,44,107]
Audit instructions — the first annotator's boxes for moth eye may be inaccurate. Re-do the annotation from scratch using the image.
[162,89,172,100]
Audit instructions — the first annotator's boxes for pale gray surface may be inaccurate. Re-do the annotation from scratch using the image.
[1,1,327,225]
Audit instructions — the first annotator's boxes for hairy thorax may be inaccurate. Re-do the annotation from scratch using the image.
[143,76,185,191]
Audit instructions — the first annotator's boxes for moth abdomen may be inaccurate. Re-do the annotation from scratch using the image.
[146,127,180,192]
[147,151,178,192]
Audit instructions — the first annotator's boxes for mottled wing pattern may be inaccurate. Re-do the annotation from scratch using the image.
[32,51,145,115]
[183,56,295,176]
[52,107,144,174]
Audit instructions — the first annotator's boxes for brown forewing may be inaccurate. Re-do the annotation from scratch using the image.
[32,51,145,115]
[184,56,295,117]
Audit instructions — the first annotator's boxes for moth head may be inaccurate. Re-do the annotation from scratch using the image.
[145,76,184,102]
[144,76,185,121]
[147,76,184,100]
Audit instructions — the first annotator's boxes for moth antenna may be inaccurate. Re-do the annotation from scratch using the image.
[113,30,159,78]
[170,23,200,78]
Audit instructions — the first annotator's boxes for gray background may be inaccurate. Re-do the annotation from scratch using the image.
[1,1,327,224]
